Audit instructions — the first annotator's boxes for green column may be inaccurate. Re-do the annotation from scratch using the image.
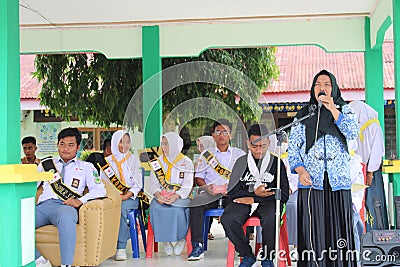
[142,26,162,148]
[364,17,385,136]
[394,0,400,158]
[0,0,20,165]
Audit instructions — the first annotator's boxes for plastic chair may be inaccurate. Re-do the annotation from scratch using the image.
[146,214,192,258]
[127,209,147,258]
[202,208,224,251]
[226,214,291,267]
[127,167,147,258]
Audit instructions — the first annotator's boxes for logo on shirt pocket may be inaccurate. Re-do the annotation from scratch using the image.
[71,178,80,188]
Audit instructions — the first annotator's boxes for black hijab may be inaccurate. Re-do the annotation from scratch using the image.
[295,70,348,153]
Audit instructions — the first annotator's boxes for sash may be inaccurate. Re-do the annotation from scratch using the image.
[149,157,182,191]
[202,150,232,180]
[41,157,82,201]
[97,158,130,194]
[360,118,380,142]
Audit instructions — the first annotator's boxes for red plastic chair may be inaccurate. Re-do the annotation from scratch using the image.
[227,214,291,267]
[146,214,192,258]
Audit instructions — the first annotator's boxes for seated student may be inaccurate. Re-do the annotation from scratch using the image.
[221,124,289,267]
[35,127,106,267]
[98,130,142,261]
[21,136,41,165]
[149,132,194,256]
[86,138,112,173]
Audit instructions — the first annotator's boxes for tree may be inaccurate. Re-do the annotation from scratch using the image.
[34,48,279,128]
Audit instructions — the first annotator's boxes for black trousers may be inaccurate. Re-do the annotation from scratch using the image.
[221,201,277,259]
[189,192,220,243]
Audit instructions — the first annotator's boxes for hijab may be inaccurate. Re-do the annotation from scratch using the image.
[349,100,378,124]
[111,130,131,160]
[110,130,131,182]
[295,69,348,153]
[196,136,215,152]
[162,132,184,162]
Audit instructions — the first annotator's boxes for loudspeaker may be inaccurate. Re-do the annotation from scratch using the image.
[361,230,400,266]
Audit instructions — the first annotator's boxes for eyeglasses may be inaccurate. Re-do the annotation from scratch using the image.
[214,130,229,136]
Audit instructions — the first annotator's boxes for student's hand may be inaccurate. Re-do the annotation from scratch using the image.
[203,184,219,196]
[254,185,275,197]
[233,197,254,205]
[120,191,133,201]
[366,172,374,186]
[164,193,180,204]
[64,198,83,208]
[154,192,167,204]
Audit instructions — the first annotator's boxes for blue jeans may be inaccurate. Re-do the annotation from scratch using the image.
[118,198,139,249]
[36,199,78,265]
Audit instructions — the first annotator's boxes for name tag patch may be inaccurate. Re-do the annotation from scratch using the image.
[71,178,80,188]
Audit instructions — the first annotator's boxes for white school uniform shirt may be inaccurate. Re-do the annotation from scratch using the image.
[149,155,194,199]
[101,153,143,199]
[37,157,106,204]
[349,100,385,173]
[195,146,245,185]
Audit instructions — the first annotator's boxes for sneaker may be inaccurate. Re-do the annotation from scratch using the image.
[188,242,204,261]
[238,255,256,267]
[174,239,186,255]
[35,256,50,267]
[261,259,274,267]
[164,242,173,256]
[115,248,127,261]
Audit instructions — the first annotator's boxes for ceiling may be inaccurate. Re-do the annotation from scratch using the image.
[19,0,393,57]
[20,0,380,27]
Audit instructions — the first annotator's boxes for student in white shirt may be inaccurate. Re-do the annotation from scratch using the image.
[149,132,194,256]
[100,130,142,261]
[35,127,106,267]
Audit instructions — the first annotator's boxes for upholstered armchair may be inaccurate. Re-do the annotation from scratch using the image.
[35,180,121,266]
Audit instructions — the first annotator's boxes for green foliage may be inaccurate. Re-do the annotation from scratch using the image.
[34,48,279,128]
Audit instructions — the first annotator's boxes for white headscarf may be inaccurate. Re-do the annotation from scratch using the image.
[349,100,378,125]
[196,136,215,152]
[111,130,131,161]
[161,132,183,162]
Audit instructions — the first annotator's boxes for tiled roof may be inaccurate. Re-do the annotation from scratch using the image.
[264,41,394,93]
[20,54,41,99]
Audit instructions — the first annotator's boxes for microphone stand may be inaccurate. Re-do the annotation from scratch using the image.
[252,106,316,264]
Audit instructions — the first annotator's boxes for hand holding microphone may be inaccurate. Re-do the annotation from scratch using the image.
[317,91,326,108]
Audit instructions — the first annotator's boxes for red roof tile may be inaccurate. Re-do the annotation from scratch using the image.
[264,42,394,94]
[20,54,41,99]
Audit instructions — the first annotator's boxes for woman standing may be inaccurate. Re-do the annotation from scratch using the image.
[100,130,142,261]
[288,70,359,267]
[149,132,194,256]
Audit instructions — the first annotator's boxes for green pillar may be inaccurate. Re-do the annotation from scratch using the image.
[394,0,400,158]
[364,17,385,137]
[0,165,51,267]
[142,26,162,148]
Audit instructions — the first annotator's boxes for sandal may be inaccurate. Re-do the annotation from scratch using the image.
[208,233,214,240]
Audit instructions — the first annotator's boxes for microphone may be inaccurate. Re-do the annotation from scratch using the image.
[317,91,326,108]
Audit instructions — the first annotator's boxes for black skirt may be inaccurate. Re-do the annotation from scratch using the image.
[297,172,356,267]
